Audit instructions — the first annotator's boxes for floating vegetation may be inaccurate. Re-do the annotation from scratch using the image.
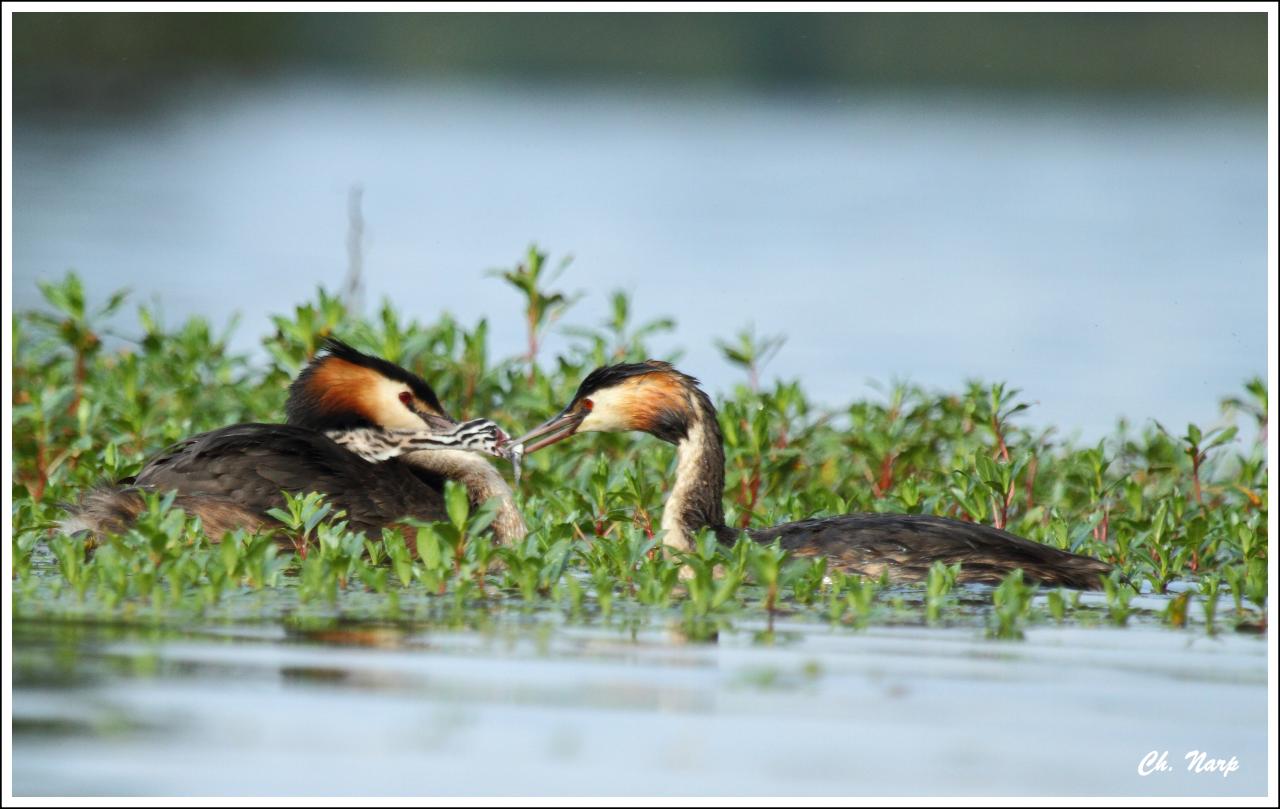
[10,253,1269,640]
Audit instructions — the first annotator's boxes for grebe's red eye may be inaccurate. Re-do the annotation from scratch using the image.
[581,398,594,412]
[399,391,414,407]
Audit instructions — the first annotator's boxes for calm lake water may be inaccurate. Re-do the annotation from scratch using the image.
[11,601,1268,797]
[11,79,1269,440]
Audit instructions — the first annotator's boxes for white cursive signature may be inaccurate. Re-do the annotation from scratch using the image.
[1138,750,1239,778]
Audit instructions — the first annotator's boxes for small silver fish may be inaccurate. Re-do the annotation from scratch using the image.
[506,441,526,486]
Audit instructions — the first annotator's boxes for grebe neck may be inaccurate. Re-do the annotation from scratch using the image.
[659,390,728,552]
[403,449,526,543]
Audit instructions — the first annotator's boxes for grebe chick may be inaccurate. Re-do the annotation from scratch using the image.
[515,361,1113,589]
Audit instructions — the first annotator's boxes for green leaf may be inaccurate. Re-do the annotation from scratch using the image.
[303,503,333,536]
[444,481,470,531]
[1205,426,1238,450]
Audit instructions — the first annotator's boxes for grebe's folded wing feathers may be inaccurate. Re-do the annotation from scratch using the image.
[130,424,446,533]
[748,513,1111,589]
[134,425,363,496]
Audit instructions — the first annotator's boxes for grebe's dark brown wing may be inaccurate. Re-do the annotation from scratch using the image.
[131,423,447,535]
[134,423,366,503]
[746,513,1111,589]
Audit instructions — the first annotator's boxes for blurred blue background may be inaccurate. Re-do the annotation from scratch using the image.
[11,12,1269,440]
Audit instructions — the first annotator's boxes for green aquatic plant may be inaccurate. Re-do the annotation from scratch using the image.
[988,569,1038,640]
[1102,572,1138,628]
[680,532,745,616]
[1046,588,1069,624]
[747,540,789,613]
[787,556,829,606]
[925,561,962,624]
[1163,590,1191,629]
[838,572,882,629]
[490,244,579,379]
[9,264,1269,640]
[715,323,786,393]
[1198,573,1222,636]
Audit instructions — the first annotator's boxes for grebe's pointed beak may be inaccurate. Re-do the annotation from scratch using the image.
[420,411,458,432]
[513,407,587,454]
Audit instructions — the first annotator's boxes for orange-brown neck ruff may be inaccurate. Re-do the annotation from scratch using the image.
[627,373,697,443]
[286,339,448,432]
[573,362,702,443]
[308,358,388,428]
[317,338,446,414]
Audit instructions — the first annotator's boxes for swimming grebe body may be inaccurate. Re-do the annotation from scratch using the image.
[517,361,1112,589]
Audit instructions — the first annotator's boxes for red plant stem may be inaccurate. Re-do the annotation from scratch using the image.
[991,415,1010,462]
[991,484,1014,531]
[68,349,87,418]
[463,373,477,414]
[29,441,49,503]
[1091,509,1110,544]
[525,308,540,381]
[775,425,789,449]
[635,507,654,540]
[738,468,761,529]
[1024,456,1038,511]
[873,454,896,498]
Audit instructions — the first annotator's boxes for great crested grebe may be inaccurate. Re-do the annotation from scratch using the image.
[64,339,526,544]
[516,361,1113,589]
